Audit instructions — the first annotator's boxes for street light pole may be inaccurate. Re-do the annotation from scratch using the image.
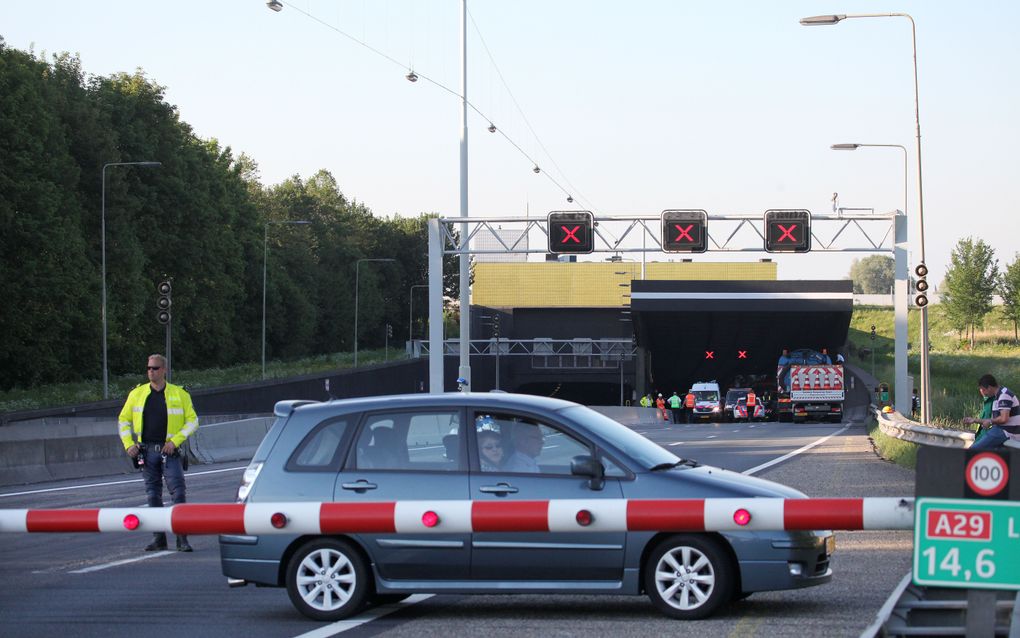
[355,258,396,367]
[262,220,311,380]
[803,12,932,424]
[101,161,161,399]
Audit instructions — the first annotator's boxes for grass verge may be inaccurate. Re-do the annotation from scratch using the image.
[866,416,918,470]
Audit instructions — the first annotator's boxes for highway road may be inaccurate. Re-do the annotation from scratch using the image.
[0,415,913,638]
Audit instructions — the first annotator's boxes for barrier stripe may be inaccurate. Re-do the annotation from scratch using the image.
[472,501,549,532]
[171,504,246,534]
[0,498,916,535]
[26,509,100,532]
[626,499,704,531]
[321,502,396,533]
[785,498,862,530]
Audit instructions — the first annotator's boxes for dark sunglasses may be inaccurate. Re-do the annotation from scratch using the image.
[147,366,163,371]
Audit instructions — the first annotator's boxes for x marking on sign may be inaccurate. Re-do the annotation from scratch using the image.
[777,224,798,242]
[705,351,714,359]
[561,225,581,244]
[738,350,747,359]
[674,224,694,242]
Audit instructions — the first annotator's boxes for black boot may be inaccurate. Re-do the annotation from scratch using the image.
[145,533,168,551]
[176,535,193,552]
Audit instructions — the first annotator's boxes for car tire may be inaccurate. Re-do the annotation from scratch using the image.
[644,535,735,620]
[286,538,369,621]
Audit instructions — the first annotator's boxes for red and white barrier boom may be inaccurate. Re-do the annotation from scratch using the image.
[0,498,914,535]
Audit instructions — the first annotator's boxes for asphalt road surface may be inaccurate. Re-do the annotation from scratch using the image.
[0,415,913,638]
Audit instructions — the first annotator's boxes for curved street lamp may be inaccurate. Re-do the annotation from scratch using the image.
[803,12,932,424]
[101,161,161,399]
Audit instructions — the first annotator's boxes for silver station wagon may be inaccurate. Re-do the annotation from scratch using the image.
[220,393,832,621]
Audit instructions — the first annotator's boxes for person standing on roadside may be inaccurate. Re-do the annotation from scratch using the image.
[118,354,199,552]
[963,374,1020,450]
[668,391,682,424]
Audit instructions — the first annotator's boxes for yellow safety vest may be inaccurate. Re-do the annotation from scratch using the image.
[118,382,199,450]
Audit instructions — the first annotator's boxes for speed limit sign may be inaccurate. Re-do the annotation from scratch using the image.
[966,453,1009,496]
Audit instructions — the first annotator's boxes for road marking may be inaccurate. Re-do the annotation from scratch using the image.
[706,435,717,439]
[742,424,850,476]
[69,551,175,573]
[292,594,434,637]
[668,441,685,446]
[0,465,247,499]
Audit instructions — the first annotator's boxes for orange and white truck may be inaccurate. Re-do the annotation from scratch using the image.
[775,349,844,423]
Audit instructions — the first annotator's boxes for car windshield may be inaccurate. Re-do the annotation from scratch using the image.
[694,391,719,402]
[559,405,679,470]
[726,390,748,404]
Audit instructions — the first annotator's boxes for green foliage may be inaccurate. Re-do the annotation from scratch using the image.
[848,255,895,294]
[1000,254,1020,342]
[866,418,918,469]
[941,237,999,346]
[0,41,439,391]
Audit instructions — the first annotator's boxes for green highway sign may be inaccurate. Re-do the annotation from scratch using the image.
[914,497,1020,590]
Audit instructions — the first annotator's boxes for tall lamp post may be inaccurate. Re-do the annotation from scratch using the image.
[355,258,396,367]
[831,143,909,412]
[802,12,932,424]
[101,161,161,399]
[262,220,311,379]
[408,284,429,347]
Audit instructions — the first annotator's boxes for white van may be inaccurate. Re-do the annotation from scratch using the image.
[689,381,722,421]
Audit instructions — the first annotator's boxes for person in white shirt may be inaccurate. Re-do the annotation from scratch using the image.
[503,424,544,473]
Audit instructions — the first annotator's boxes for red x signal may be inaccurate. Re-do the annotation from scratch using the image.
[777,224,798,242]
[560,225,581,244]
[737,350,747,359]
[705,351,714,359]
[673,224,694,242]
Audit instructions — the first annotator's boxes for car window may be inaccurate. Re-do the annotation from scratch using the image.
[473,411,591,475]
[288,418,350,470]
[354,411,462,472]
[559,405,678,470]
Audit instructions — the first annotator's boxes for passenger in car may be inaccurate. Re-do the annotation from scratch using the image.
[503,424,543,473]
[477,430,504,471]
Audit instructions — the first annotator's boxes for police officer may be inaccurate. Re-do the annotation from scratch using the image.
[118,354,198,552]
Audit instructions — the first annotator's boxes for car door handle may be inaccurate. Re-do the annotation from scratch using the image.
[341,480,378,492]
[479,483,519,495]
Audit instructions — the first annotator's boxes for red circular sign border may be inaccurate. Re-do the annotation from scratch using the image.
[966,453,1009,496]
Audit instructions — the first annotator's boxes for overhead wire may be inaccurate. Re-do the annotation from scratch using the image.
[275,1,590,210]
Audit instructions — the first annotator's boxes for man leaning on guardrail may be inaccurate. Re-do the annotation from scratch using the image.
[962,374,1020,450]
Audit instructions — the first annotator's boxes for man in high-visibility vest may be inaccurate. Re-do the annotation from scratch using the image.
[668,391,682,424]
[684,391,696,423]
[746,390,757,420]
[118,353,199,552]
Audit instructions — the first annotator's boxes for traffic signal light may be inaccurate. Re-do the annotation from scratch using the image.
[914,263,929,307]
[156,280,172,325]
[661,209,707,253]
[547,211,594,254]
[386,324,393,339]
[764,209,811,253]
[492,314,501,338]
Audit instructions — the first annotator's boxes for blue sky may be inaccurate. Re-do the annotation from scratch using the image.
[3,0,1018,285]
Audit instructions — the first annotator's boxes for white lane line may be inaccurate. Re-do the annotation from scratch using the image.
[69,550,176,573]
[742,424,850,476]
[667,442,685,447]
[706,435,717,439]
[292,594,434,637]
[0,465,247,499]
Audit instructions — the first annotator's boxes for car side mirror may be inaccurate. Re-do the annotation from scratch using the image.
[571,454,605,491]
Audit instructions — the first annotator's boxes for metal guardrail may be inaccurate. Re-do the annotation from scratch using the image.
[874,406,1020,450]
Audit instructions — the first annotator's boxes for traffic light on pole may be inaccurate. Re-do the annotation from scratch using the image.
[493,314,501,338]
[661,209,707,253]
[386,324,393,339]
[156,280,172,324]
[547,211,594,254]
[764,209,811,253]
[914,263,929,307]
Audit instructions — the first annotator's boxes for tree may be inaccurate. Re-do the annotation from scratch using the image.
[849,255,895,294]
[1001,254,1020,342]
[940,237,999,348]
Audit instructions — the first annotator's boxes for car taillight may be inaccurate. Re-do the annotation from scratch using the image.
[236,462,264,503]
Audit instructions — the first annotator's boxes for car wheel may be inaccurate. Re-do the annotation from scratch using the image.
[286,538,369,621]
[644,535,735,620]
